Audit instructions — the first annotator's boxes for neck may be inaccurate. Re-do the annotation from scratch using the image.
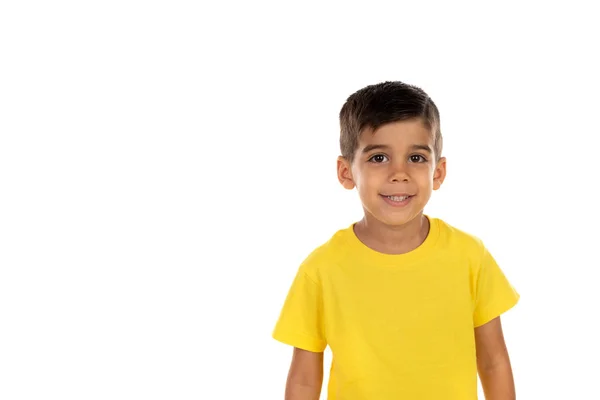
[354,212,430,255]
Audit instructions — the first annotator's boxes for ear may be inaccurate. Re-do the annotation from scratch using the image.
[433,157,446,190]
[337,156,355,190]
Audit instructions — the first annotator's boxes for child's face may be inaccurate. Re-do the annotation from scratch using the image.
[337,119,446,227]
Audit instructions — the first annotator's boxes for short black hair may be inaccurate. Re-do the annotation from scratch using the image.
[339,81,442,162]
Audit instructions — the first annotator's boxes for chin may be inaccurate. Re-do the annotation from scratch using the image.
[377,211,423,227]
[373,215,413,227]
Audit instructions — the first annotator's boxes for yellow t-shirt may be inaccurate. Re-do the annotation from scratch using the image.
[272,216,520,399]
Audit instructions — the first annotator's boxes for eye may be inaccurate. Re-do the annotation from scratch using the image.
[368,154,388,163]
[409,154,427,163]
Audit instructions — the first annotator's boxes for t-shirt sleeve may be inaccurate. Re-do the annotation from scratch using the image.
[272,264,326,353]
[473,246,520,328]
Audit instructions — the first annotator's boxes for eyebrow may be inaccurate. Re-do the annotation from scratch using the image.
[361,144,432,153]
[411,144,433,153]
[361,144,391,153]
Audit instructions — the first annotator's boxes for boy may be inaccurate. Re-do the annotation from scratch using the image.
[272,81,520,399]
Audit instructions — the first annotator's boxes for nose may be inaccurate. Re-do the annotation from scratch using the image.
[389,161,409,183]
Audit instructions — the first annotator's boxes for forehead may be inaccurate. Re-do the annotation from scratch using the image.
[359,119,433,147]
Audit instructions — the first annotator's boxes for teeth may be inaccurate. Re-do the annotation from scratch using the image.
[387,195,409,201]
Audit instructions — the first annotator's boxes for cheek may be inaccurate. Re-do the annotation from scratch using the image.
[357,169,383,188]
[352,171,376,197]
[417,165,435,179]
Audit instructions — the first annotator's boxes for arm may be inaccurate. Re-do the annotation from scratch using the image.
[474,316,516,400]
[285,347,324,400]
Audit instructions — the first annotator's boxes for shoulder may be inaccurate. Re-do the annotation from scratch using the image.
[297,225,353,283]
[433,218,498,280]
[434,217,486,259]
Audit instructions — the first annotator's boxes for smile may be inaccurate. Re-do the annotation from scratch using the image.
[380,194,414,207]
[386,195,410,201]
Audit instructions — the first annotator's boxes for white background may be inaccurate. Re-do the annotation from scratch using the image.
[1,1,599,399]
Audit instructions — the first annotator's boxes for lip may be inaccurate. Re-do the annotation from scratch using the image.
[381,193,413,197]
[380,194,414,207]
